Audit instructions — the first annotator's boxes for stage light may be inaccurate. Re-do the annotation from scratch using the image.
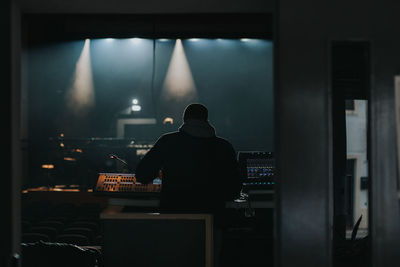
[158,39,170,42]
[41,164,55,169]
[132,98,139,104]
[163,117,174,125]
[161,39,197,103]
[105,38,114,42]
[131,105,142,112]
[66,38,95,115]
[136,149,148,156]
[130,38,141,43]
[188,38,200,42]
[240,38,251,42]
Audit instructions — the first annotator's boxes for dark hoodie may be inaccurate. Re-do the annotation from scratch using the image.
[135,119,242,218]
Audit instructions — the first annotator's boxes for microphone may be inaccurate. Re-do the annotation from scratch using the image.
[109,154,128,166]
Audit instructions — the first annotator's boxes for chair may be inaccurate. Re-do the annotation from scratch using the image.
[61,227,95,244]
[36,220,64,232]
[21,240,99,267]
[22,233,50,243]
[56,234,90,246]
[67,221,99,235]
[45,216,68,223]
[30,226,58,242]
[75,214,100,222]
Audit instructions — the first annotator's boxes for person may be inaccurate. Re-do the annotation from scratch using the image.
[135,103,242,221]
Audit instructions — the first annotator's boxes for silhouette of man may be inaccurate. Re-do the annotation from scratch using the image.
[135,103,241,221]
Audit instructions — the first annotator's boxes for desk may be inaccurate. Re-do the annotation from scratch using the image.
[21,187,274,211]
[101,212,214,267]
[106,197,274,209]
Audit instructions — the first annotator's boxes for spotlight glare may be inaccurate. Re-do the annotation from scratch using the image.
[158,38,170,42]
[188,38,200,42]
[105,38,114,42]
[131,105,141,112]
[163,117,174,125]
[161,39,197,103]
[132,98,139,104]
[66,38,94,116]
[130,38,141,43]
[240,38,251,42]
[41,164,55,169]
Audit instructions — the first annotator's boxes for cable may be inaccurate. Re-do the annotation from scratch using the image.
[150,38,158,119]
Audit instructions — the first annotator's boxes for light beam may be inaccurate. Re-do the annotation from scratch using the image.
[66,39,95,115]
[161,39,197,104]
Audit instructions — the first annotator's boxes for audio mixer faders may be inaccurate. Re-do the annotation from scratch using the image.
[95,173,161,193]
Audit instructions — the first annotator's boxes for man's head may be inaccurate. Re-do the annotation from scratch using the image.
[183,103,208,122]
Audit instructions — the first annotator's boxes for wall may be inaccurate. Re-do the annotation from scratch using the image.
[3,0,22,266]
[370,1,400,264]
[1,0,13,265]
[276,0,332,265]
[277,0,400,266]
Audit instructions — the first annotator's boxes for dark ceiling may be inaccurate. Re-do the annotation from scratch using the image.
[23,13,273,45]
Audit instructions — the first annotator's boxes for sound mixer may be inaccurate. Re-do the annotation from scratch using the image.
[95,173,161,194]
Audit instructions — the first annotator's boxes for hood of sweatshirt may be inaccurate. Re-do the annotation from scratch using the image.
[178,119,216,138]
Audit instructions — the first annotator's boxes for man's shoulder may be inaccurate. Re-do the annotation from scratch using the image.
[161,131,180,138]
[215,136,235,150]
[215,136,230,144]
[157,131,181,143]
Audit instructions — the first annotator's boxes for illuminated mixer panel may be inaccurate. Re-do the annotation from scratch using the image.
[95,173,161,193]
[238,151,275,189]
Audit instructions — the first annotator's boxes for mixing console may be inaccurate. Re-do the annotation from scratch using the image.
[95,173,161,193]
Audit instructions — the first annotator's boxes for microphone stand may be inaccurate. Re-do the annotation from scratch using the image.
[109,154,129,172]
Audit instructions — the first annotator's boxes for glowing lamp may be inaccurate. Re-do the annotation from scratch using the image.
[131,105,141,112]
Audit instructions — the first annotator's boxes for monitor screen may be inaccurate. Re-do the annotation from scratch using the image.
[246,157,274,179]
[238,151,275,187]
